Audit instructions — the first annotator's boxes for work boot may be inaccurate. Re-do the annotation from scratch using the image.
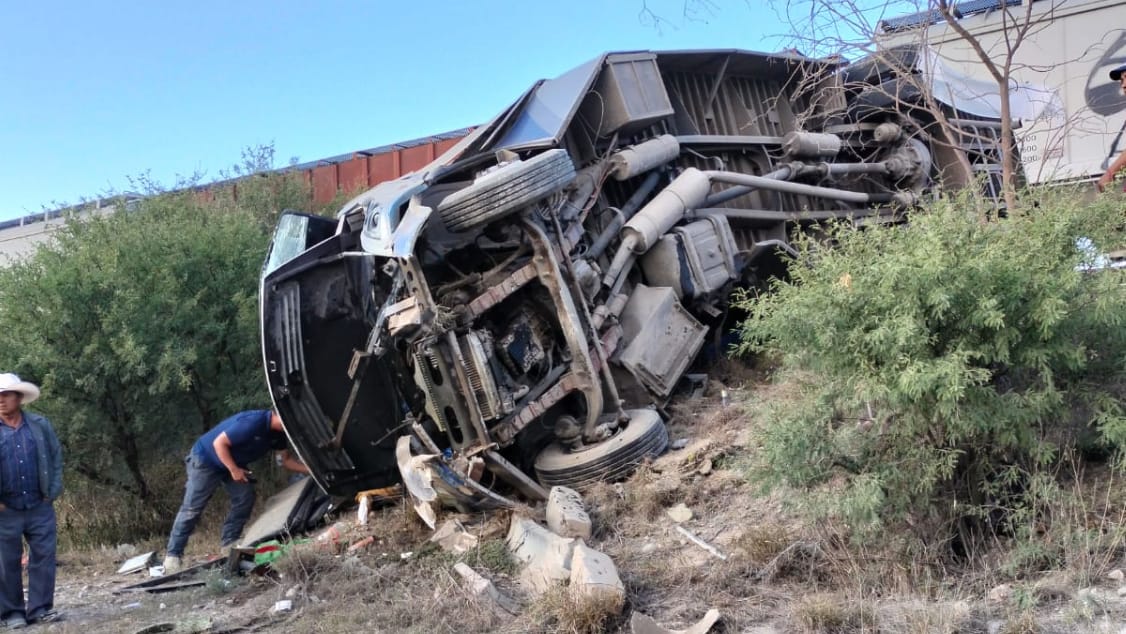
[162,554,182,574]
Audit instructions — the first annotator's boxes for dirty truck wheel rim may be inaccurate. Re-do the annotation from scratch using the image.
[534,409,668,490]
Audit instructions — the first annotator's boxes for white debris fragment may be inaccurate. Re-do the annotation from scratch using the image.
[454,562,519,615]
[506,517,576,592]
[666,503,693,523]
[569,543,625,612]
[273,599,293,613]
[395,435,439,529]
[546,486,592,540]
[675,526,727,561]
[431,519,479,554]
[357,494,371,526]
[630,608,722,634]
[116,551,156,575]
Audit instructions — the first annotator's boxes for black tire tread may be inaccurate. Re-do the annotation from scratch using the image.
[535,412,669,490]
[438,150,575,232]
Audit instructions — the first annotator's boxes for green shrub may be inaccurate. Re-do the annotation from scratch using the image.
[0,147,339,545]
[735,188,1126,544]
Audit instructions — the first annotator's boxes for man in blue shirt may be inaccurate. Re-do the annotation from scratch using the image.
[0,373,63,628]
[162,410,308,573]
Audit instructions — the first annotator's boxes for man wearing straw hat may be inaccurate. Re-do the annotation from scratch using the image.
[0,373,63,628]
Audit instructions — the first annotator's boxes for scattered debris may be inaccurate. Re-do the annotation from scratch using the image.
[138,580,207,594]
[666,503,693,523]
[431,519,479,554]
[697,459,713,476]
[116,559,225,595]
[1109,569,1124,582]
[357,493,371,526]
[396,436,439,529]
[569,543,625,612]
[674,526,727,561]
[122,602,142,610]
[671,439,690,450]
[546,486,592,540]
[453,562,519,615]
[313,522,346,552]
[273,599,293,613]
[347,535,375,553]
[238,477,332,548]
[630,608,722,634]
[507,517,577,593]
[117,551,156,575]
[254,540,288,566]
[354,485,401,527]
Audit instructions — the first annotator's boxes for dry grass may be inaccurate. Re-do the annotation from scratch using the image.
[267,506,528,633]
[876,599,978,634]
[514,586,625,634]
[51,361,1126,634]
[998,611,1041,634]
[790,593,877,633]
[278,560,509,633]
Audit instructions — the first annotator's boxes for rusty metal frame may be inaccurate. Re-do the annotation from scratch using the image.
[466,262,538,319]
[492,372,584,445]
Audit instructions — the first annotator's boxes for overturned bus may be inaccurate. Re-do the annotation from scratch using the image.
[259,48,1010,510]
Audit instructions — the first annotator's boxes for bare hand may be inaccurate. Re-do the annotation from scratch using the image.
[229,467,250,483]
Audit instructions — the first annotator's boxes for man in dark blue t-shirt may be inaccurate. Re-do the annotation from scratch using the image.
[162,410,308,572]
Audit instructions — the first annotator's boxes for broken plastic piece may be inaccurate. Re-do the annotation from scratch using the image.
[630,608,721,634]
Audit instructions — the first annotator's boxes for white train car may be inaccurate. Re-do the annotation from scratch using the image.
[879,0,1126,185]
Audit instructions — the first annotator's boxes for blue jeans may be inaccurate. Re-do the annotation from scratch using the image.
[165,453,256,557]
[0,501,56,622]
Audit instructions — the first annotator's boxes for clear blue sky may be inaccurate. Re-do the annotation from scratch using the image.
[0,0,822,220]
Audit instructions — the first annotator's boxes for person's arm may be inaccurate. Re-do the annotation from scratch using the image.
[1098,150,1126,192]
[277,449,309,475]
[212,432,250,482]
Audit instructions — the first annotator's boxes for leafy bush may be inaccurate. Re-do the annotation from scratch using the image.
[735,188,1126,545]
[0,149,327,544]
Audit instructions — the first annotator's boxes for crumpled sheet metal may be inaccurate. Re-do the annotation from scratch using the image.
[395,435,439,528]
[395,435,516,528]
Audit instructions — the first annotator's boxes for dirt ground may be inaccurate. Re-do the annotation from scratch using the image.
[37,376,1126,634]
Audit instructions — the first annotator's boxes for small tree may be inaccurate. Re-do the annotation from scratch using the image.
[0,154,314,505]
